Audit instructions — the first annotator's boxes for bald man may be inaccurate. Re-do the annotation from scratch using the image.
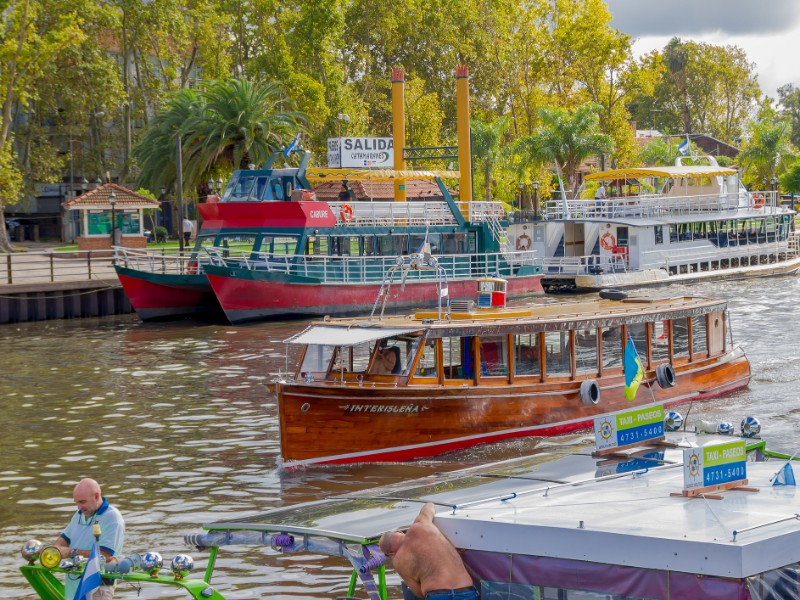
[379,502,476,600]
[54,478,125,600]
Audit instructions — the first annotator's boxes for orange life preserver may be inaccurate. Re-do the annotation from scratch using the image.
[186,260,199,275]
[515,233,531,251]
[340,203,354,222]
[751,193,765,209]
[600,231,616,251]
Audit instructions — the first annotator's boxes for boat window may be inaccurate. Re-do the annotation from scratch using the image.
[601,327,623,370]
[650,321,670,364]
[616,227,629,247]
[691,315,708,358]
[479,336,508,377]
[414,338,437,377]
[307,235,329,255]
[513,334,540,376]
[214,235,257,257]
[654,225,664,245]
[669,224,679,243]
[258,236,298,257]
[299,345,335,377]
[330,236,359,256]
[673,318,690,358]
[441,233,467,254]
[329,343,372,376]
[369,336,419,376]
[376,234,408,256]
[443,337,469,380]
[228,175,257,201]
[574,328,598,375]
[544,331,571,378]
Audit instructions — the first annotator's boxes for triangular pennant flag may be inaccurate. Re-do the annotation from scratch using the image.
[773,462,796,486]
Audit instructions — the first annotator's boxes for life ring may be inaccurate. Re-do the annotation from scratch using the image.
[600,231,616,251]
[186,260,199,275]
[655,363,676,389]
[515,233,531,251]
[580,379,600,405]
[340,203,354,222]
[751,193,765,209]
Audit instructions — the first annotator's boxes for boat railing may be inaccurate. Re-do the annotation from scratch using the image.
[540,190,778,220]
[114,247,204,275]
[215,248,540,283]
[537,254,628,275]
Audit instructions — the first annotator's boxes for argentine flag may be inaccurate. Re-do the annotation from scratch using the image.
[282,133,301,158]
[623,338,644,401]
[677,136,690,156]
[74,542,103,600]
[772,462,796,486]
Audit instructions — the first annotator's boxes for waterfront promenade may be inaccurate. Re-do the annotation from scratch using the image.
[0,242,130,323]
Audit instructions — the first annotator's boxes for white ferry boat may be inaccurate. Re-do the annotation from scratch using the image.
[510,157,800,292]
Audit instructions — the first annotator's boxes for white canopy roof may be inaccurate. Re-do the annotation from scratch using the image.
[284,325,422,346]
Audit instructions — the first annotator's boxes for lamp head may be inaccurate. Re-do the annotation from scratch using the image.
[109,191,117,206]
[21,539,43,564]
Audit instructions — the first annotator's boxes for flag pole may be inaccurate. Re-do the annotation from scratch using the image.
[769,448,800,483]
[628,333,658,403]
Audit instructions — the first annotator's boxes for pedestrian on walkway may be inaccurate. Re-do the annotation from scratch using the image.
[182,217,194,245]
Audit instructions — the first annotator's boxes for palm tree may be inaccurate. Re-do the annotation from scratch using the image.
[514,103,613,197]
[738,114,796,191]
[471,115,511,201]
[133,78,306,196]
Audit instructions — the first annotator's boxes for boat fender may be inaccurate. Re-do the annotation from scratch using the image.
[598,289,627,301]
[655,363,676,388]
[579,379,600,405]
[515,233,531,251]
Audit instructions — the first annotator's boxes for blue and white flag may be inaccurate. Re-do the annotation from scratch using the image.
[772,462,796,486]
[623,337,644,401]
[677,135,690,156]
[282,133,301,157]
[74,542,103,600]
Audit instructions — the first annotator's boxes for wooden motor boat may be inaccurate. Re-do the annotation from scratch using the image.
[277,279,751,467]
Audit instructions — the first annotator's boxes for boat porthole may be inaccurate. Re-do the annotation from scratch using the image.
[656,363,676,389]
[301,402,311,413]
[580,380,600,405]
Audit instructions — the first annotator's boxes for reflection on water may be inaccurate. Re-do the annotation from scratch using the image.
[2,275,800,598]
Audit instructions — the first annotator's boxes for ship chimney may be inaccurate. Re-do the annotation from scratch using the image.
[391,68,407,202]
[455,65,472,202]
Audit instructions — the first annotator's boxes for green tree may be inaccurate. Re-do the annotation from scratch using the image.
[738,106,796,191]
[471,115,511,201]
[778,84,800,148]
[514,103,613,196]
[134,78,305,200]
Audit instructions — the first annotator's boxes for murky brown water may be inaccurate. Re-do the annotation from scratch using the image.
[2,275,800,598]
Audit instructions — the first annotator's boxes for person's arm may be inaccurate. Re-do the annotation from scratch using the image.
[413,502,436,525]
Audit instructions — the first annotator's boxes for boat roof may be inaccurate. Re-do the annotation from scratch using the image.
[200,432,794,579]
[549,207,792,226]
[435,459,800,579]
[585,166,737,180]
[286,295,727,344]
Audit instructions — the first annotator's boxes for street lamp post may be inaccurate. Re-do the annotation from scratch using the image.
[771,175,779,204]
[533,180,540,221]
[109,190,117,248]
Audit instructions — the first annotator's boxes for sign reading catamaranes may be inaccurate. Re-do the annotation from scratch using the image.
[327,137,394,168]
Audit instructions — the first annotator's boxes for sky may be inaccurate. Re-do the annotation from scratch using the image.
[605,0,800,100]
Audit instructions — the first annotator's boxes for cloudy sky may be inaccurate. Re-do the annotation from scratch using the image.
[605,0,800,99]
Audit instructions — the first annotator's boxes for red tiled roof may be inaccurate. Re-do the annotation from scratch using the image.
[62,183,161,209]
[313,179,446,201]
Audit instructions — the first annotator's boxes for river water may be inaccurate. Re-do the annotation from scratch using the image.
[2,275,799,599]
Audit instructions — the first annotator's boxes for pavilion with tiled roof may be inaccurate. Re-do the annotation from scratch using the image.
[62,183,160,251]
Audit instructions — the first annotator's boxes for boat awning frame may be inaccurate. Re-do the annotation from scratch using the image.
[585,166,736,180]
[284,325,423,346]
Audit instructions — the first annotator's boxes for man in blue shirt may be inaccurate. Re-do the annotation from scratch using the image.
[54,478,125,600]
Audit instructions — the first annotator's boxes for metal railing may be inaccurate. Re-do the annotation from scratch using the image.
[211,249,540,284]
[538,254,628,275]
[0,250,117,285]
[540,190,780,220]
[115,247,205,275]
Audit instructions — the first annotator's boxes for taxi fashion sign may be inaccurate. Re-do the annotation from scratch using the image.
[594,405,664,452]
[683,440,747,490]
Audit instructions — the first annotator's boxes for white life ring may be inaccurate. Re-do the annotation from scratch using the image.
[751,193,765,209]
[340,203,354,222]
[515,233,531,251]
[600,231,616,251]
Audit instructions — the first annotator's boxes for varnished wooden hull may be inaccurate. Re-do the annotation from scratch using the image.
[278,349,751,467]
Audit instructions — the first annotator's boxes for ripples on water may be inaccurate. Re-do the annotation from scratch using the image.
[1,275,799,598]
